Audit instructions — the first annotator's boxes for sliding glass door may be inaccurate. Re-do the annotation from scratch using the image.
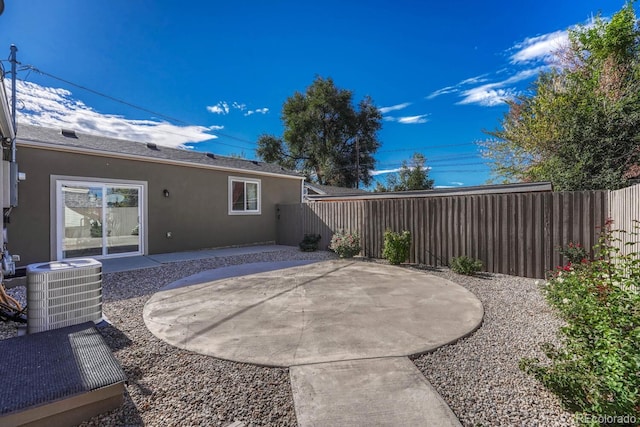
[57,180,144,259]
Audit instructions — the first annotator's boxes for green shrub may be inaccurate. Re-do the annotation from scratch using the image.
[382,230,411,265]
[299,233,321,252]
[558,241,589,264]
[90,220,102,238]
[329,230,360,258]
[449,255,483,275]
[520,221,640,425]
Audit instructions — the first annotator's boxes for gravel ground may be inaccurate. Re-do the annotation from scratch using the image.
[409,265,576,427]
[0,250,576,426]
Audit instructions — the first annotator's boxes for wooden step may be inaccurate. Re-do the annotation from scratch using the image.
[0,322,127,427]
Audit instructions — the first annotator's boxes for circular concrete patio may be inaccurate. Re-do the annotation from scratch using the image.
[143,260,484,367]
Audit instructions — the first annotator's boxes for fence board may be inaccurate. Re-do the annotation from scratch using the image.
[609,184,640,257]
[277,190,611,278]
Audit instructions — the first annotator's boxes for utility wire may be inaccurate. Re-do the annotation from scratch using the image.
[378,142,477,153]
[14,64,487,169]
[22,65,192,126]
[18,65,259,150]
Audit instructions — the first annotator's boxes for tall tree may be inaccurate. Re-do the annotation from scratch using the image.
[481,2,640,190]
[374,153,435,192]
[257,76,382,188]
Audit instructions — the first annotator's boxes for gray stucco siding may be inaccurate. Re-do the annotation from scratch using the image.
[9,145,302,267]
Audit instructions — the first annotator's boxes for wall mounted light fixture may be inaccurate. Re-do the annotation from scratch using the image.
[163,189,170,198]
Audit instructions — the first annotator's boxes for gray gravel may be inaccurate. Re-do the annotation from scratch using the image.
[0,250,576,426]
[409,265,576,427]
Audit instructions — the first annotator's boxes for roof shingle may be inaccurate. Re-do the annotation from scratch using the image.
[16,124,302,179]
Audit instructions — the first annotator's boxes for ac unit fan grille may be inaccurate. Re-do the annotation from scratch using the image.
[27,260,103,334]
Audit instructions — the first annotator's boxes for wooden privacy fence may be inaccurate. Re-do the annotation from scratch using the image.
[277,191,609,279]
[609,184,640,257]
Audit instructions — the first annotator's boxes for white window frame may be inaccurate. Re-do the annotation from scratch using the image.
[52,176,147,260]
[228,176,261,215]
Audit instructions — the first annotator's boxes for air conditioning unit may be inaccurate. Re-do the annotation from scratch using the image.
[27,258,103,334]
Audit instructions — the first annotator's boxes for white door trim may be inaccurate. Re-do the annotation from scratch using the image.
[51,175,147,261]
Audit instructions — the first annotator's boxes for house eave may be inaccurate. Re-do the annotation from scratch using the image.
[17,139,305,181]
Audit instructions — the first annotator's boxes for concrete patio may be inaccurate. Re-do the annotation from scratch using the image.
[143,259,484,426]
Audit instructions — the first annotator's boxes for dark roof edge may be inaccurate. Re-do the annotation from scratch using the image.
[304,183,327,195]
[18,138,305,181]
[306,182,554,201]
[304,182,369,195]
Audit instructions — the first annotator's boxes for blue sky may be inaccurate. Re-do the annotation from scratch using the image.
[0,0,628,189]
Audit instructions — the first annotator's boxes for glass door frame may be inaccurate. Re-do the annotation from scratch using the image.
[54,177,146,260]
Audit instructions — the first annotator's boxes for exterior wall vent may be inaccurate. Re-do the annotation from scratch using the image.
[146,142,158,150]
[61,129,78,138]
[26,258,103,334]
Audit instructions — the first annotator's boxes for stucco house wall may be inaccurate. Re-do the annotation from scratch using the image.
[8,126,303,267]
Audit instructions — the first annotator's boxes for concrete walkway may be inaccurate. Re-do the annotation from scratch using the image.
[143,259,483,426]
[99,244,292,273]
[290,357,462,427]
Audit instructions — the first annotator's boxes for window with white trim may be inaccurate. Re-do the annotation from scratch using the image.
[229,177,261,214]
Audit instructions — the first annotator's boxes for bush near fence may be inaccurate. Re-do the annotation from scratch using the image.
[278,186,640,279]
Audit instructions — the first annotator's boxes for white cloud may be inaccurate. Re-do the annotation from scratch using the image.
[426,86,457,100]
[14,80,218,148]
[379,102,411,114]
[208,100,266,117]
[244,107,269,116]
[398,114,429,124]
[457,67,546,106]
[370,167,403,176]
[427,74,490,100]
[429,68,542,106]
[434,182,465,188]
[385,114,429,124]
[429,27,566,108]
[457,87,516,106]
[206,101,229,114]
[502,67,546,84]
[510,30,568,64]
[459,74,489,85]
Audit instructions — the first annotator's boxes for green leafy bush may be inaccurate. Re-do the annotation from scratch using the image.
[449,255,483,275]
[520,221,640,425]
[299,233,321,252]
[558,241,589,264]
[329,230,360,258]
[90,220,102,238]
[382,230,411,265]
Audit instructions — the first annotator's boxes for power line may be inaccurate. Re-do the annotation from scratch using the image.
[13,64,489,175]
[378,142,477,153]
[16,64,487,159]
[374,156,482,169]
[18,65,260,151]
[23,65,192,126]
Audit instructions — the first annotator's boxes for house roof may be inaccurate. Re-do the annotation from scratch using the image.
[306,181,554,201]
[16,124,303,180]
[304,182,369,196]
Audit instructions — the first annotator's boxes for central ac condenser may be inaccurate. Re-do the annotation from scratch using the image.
[27,258,102,334]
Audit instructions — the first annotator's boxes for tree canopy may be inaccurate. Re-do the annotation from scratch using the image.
[481,2,640,190]
[374,153,434,192]
[257,76,382,188]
